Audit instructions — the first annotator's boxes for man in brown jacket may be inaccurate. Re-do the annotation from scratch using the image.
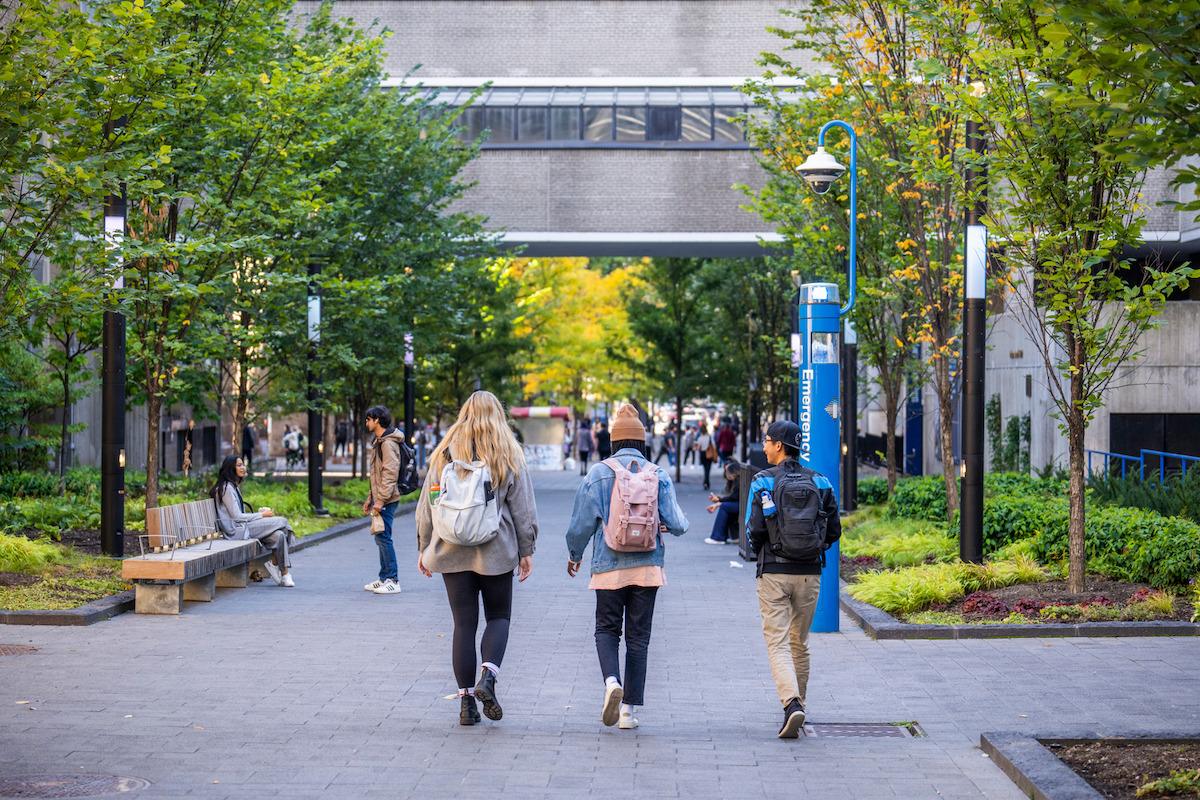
[363,405,406,595]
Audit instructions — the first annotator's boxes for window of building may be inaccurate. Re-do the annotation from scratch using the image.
[414,85,759,148]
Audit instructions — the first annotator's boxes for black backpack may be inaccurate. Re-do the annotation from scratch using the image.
[765,467,828,564]
[396,439,420,495]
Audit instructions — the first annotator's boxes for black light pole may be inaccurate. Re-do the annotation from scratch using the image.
[404,333,415,446]
[841,320,858,513]
[100,119,126,558]
[306,262,328,516]
[960,108,988,564]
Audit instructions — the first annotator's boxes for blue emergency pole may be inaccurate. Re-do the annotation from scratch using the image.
[795,119,859,633]
[798,283,843,633]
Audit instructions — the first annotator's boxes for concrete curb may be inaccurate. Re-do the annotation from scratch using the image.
[981,730,1200,800]
[0,501,418,627]
[839,581,1200,640]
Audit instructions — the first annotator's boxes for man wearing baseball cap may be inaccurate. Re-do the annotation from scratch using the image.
[744,419,841,738]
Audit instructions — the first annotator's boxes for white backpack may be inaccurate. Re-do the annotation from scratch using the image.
[432,459,501,546]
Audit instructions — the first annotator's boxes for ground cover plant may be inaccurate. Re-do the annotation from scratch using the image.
[0,532,124,611]
[841,472,1200,626]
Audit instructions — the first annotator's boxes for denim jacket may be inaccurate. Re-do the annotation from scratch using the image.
[565,448,689,573]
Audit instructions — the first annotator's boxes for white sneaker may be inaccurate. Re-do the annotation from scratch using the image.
[602,682,623,727]
[619,710,639,729]
[264,561,283,586]
[364,579,385,592]
[703,538,726,545]
[281,573,295,588]
[373,579,401,595]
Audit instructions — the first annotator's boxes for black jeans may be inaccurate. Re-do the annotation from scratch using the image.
[595,585,658,706]
[443,571,513,689]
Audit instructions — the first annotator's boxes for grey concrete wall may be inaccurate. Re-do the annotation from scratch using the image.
[294,1,812,79]
[454,148,770,232]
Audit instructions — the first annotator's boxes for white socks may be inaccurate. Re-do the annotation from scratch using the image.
[458,688,475,697]
[605,676,620,689]
[482,662,500,677]
[620,703,635,715]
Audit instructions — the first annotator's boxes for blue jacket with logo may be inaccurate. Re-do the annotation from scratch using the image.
[744,457,841,577]
[565,448,690,574]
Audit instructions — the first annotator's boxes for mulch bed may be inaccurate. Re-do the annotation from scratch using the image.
[1051,740,1200,799]
[0,571,41,588]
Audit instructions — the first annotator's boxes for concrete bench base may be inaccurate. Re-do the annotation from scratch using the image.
[124,540,261,614]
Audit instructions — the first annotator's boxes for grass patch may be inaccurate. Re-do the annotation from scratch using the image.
[848,553,1050,614]
[0,533,124,611]
[840,512,957,568]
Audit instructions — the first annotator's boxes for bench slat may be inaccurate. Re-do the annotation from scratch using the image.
[123,540,260,582]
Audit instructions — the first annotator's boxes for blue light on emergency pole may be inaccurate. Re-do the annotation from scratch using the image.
[796,120,858,633]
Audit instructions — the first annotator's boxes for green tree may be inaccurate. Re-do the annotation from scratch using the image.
[967,0,1197,591]
[0,339,58,473]
[620,257,716,483]
[0,0,175,335]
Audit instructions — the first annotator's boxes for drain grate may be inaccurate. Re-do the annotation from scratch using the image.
[806,722,919,738]
[0,774,150,797]
[0,644,38,656]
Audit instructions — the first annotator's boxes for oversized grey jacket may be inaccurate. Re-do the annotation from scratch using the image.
[415,455,539,576]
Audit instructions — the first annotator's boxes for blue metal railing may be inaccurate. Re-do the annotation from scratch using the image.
[1085,448,1200,481]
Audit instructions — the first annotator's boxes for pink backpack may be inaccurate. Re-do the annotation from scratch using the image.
[601,457,661,552]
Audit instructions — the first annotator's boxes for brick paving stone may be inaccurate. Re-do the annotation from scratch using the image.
[4,470,1200,798]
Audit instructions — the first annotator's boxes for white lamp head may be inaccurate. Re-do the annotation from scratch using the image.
[797,146,846,195]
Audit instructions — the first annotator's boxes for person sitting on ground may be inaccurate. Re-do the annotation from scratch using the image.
[210,454,297,587]
[704,460,742,544]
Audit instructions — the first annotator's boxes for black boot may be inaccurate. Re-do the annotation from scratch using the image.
[460,694,481,726]
[474,668,503,721]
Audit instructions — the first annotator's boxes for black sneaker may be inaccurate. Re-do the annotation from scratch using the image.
[474,668,503,721]
[778,699,805,739]
[460,694,481,726]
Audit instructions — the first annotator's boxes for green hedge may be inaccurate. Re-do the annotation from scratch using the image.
[888,476,948,521]
[947,493,1069,556]
[1035,505,1200,589]
[0,469,98,498]
[856,477,889,506]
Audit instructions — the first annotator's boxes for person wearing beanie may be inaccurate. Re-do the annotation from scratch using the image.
[564,403,689,730]
[745,419,841,739]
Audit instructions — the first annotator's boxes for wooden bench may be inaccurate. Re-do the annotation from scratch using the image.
[121,500,264,614]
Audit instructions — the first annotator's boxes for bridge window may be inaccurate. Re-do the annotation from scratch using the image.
[414,86,758,149]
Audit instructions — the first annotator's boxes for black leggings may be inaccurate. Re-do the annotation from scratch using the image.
[442,570,513,689]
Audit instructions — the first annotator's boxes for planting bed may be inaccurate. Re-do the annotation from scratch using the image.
[1052,740,1200,799]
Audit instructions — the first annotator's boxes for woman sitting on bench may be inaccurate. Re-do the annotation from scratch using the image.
[210,454,297,587]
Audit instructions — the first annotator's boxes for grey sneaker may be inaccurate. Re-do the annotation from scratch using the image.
[280,573,295,588]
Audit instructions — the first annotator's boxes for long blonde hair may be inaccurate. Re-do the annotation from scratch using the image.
[429,391,524,486]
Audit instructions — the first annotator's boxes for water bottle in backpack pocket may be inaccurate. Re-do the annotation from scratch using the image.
[431,459,500,546]
[766,469,826,563]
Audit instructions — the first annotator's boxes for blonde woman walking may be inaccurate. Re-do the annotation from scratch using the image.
[415,391,539,726]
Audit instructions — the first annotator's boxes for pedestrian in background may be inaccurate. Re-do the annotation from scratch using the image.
[363,406,405,595]
[416,390,539,726]
[704,460,742,545]
[565,404,689,730]
[716,420,737,466]
[745,420,841,739]
[595,420,612,461]
[576,417,595,475]
[696,423,715,490]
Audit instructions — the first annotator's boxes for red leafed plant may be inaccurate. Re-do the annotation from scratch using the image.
[962,592,1011,615]
[1080,594,1115,608]
[1014,598,1048,615]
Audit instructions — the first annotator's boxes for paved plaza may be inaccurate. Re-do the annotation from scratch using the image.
[3,467,1199,799]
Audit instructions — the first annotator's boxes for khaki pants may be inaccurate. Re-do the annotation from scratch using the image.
[757,573,820,707]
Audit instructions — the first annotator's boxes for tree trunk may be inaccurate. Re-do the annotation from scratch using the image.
[59,368,72,480]
[933,353,960,518]
[884,391,899,494]
[145,390,163,512]
[675,395,683,483]
[1066,387,1088,593]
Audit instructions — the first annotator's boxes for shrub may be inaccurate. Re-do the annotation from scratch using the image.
[1035,505,1200,589]
[856,477,889,506]
[0,533,68,573]
[1088,469,1200,524]
[840,516,955,567]
[888,476,948,521]
[947,493,1069,556]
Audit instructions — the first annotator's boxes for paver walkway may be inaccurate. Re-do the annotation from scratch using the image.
[3,468,1199,799]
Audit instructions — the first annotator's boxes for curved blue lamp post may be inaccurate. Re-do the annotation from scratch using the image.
[797,119,858,317]
[795,119,858,632]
